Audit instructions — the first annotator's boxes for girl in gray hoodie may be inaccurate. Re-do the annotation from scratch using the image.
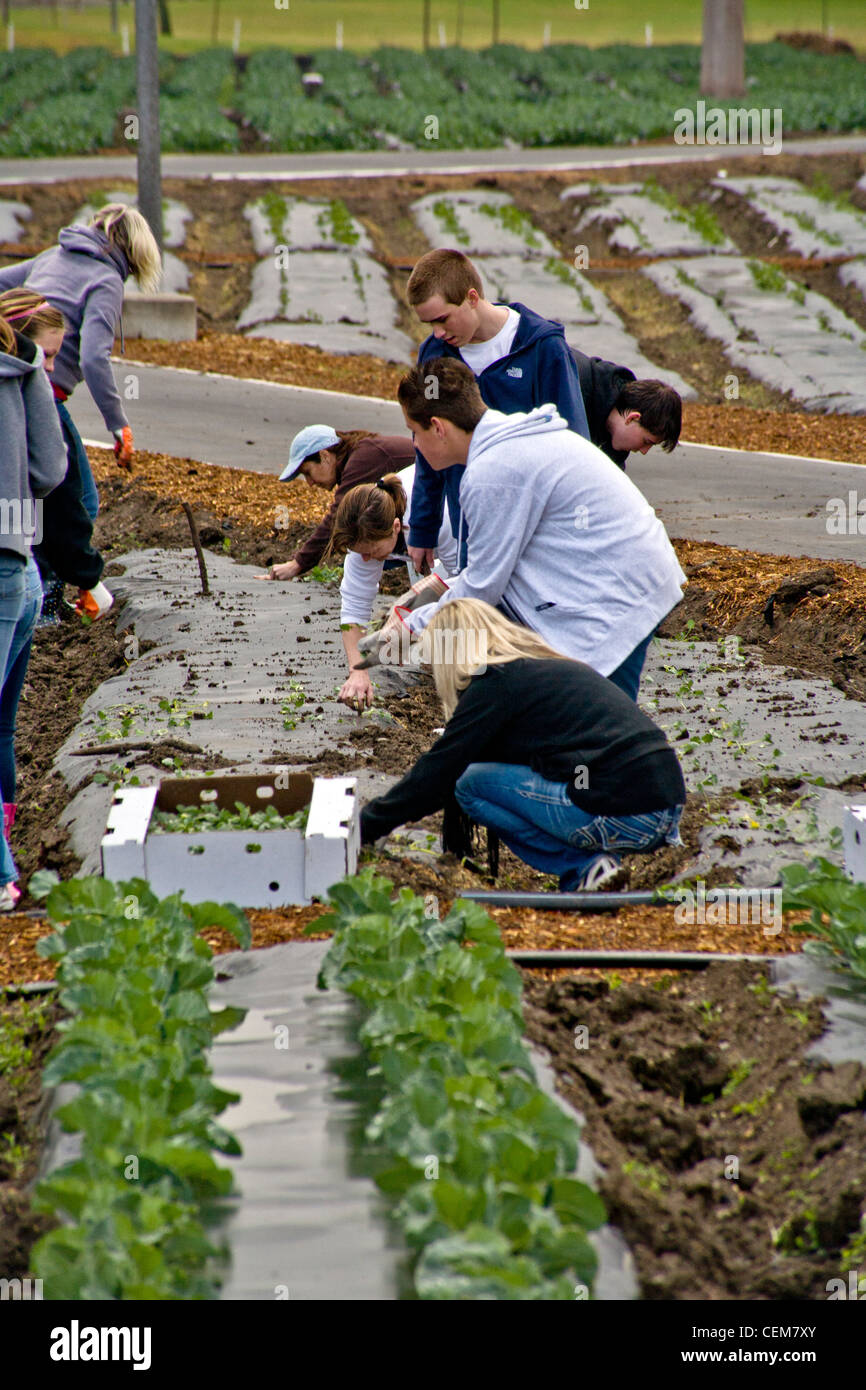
[0,313,66,907]
[0,204,162,513]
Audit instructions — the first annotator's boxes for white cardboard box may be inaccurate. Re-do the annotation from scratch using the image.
[843,803,866,883]
[101,772,359,908]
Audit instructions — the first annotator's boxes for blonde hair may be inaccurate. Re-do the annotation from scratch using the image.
[0,289,66,341]
[89,204,162,293]
[424,598,569,720]
[0,315,14,355]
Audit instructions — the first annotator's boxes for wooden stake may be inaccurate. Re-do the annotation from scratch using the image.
[182,502,211,596]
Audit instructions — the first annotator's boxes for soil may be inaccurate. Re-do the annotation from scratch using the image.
[522,960,866,1300]
[0,995,61,1279]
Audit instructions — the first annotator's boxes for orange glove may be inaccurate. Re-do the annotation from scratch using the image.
[113,425,133,468]
[74,582,114,622]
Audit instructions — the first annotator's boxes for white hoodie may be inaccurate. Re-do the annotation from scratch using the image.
[408,405,686,676]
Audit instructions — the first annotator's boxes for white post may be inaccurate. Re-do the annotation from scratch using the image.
[6,21,13,50]
[121,21,130,54]
[645,22,653,45]
[438,21,446,46]
[232,16,241,52]
[336,19,343,49]
[542,21,551,45]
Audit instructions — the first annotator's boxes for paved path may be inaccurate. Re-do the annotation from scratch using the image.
[75,362,866,565]
[2,134,865,185]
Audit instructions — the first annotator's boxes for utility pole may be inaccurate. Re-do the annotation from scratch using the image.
[700,0,745,98]
[135,0,164,260]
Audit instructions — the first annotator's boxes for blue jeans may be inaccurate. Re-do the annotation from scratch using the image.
[0,556,42,805]
[56,400,99,520]
[455,762,684,886]
[607,630,654,701]
[0,555,29,883]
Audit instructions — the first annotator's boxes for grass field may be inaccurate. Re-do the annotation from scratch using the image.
[7,0,866,57]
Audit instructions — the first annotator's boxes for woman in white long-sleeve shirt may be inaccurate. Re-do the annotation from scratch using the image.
[329,465,457,710]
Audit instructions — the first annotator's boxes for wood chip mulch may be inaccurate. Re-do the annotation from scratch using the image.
[0,900,810,989]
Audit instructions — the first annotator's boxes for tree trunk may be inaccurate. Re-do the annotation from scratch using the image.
[157,0,171,38]
[422,0,430,51]
[701,0,745,98]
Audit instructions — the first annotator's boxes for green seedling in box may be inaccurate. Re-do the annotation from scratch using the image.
[152,801,310,834]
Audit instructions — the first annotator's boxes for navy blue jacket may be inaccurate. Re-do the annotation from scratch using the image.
[407,302,590,554]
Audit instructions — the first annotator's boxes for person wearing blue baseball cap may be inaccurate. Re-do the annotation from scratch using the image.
[262,424,415,581]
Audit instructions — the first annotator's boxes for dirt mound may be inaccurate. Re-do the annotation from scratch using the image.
[776,31,857,57]
[524,961,866,1300]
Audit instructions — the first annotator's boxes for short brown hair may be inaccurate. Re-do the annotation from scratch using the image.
[398,358,486,432]
[407,249,484,308]
[614,379,682,452]
[327,473,407,559]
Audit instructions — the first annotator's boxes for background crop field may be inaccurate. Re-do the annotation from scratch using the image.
[7,0,866,58]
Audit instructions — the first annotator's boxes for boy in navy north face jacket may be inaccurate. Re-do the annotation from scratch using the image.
[405,249,589,569]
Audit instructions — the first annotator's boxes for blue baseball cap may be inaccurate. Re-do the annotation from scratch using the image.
[280,425,341,481]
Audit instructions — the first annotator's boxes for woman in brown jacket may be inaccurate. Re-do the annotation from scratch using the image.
[263,425,414,581]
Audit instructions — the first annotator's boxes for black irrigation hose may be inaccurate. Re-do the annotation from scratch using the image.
[463,889,677,911]
[507,949,785,969]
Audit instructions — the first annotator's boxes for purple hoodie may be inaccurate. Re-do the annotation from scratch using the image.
[0,225,129,432]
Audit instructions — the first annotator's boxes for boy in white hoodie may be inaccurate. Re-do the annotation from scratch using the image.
[386,358,686,698]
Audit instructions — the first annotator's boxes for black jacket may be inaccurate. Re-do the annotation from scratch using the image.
[360,657,686,844]
[570,348,636,470]
[13,337,103,589]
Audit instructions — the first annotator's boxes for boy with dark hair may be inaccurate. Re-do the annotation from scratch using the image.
[405,248,590,571]
[385,358,686,701]
[571,348,682,470]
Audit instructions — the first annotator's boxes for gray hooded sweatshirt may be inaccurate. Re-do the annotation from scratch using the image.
[409,405,687,676]
[0,342,67,557]
[0,225,129,432]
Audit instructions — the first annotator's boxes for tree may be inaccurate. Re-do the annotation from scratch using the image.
[701,0,745,98]
[157,0,171,37]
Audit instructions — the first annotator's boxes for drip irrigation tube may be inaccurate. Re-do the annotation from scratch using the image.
[507,949,786,969]
[463,889,678,911]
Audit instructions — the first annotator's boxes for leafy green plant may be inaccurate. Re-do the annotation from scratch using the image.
[431,198,469,245]
[310,869,605,1299]
[622,1160,668,1195]
[747,259,788,295]
[152,800,309,834]
[301,562,343,584]
[732,1089,773,1117]
[0,997,49,1092]
[781,859,866,989]
[721,1058,756,1097]
[29,875,250,1300]
[642,175,726,246]
[316,197,360,246]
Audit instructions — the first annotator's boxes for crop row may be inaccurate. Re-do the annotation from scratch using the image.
[314,869,606,1299]
[0,41,864,156]
[29,874,249,1300]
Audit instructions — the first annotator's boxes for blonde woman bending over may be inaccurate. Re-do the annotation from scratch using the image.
[0,204,162,512]
[359,599,686,893]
